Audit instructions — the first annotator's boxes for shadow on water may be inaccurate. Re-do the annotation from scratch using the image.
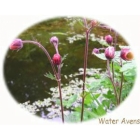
[4,17,128,103]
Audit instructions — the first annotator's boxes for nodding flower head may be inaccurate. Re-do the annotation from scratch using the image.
[50,36,59,46]
[92,48,100,54]
[105,35,113,44]
[10,39,23,50]
[50,36,59,54]
[120,48,134,61]
[52,54,61,65]
[105,46,115,60]
[91,20,98,27]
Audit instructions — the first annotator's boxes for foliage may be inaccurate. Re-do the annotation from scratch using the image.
[20,57,136,122]
[7,17,136,123]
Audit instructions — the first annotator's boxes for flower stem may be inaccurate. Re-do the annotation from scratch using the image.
[112,62,115,81]
[114,31,117,50]
[57,80,64,123]
[107,60,119,106]
[22,40,64,123]
[22,40,58,79]
[119,59,124,104]
[81,25,92,122]
[57,64,64,123]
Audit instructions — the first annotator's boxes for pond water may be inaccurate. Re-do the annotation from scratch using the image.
[4,17,128,103]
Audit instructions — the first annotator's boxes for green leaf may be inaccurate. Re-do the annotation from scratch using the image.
[88,79,101,91]
[102,100,111,109]
[77,18,84,27]
[119,46,130,49]
[97,39,109,47]
[56,99,67,107]
[92,52,107,60]
[93,73,101,79]
[84,108,99,120]
[50,32,67,35]
[103,90,115,99]
[61,54,68,62]
[100,77,112,89]
[65,112,81,122]
[44,72,56,81]
[120,61,136,73]
[66,94,78,108]
[74,106,82,112]
[95,105,106,116]
[93,93,101,99]
[84,94,93,105]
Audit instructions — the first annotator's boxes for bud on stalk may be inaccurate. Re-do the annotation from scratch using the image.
[52,54,61,65]
[10,39,23,50]
[105,35,113,44]
[120,48,133,61]
[105,46,115,60]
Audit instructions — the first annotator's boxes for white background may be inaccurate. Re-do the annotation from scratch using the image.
[0,0,140,140]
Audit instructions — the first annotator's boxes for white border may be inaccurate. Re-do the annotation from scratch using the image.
[0,1,140,139]
[1,15,140,124]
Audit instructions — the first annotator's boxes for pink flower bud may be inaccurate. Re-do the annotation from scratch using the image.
[91,20,98,27]
[120,48,134,61]
[10,39,23,50]
[92,48,100,54]
[52,54,61,65]
[50,36,58,46]
[105,46,115,60]
[105,35,113,44]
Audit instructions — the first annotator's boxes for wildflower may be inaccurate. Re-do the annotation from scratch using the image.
[105,46,115,60]
[52,54,61,65]
[120,48,133,61]
[91,20,98,27]
[50,36,58,47]
[50,36,59,54]
[92,48,100,54]
[105,35,113,44]
[10,39,23,50]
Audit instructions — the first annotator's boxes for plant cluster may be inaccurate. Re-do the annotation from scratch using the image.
[9,18,136,123]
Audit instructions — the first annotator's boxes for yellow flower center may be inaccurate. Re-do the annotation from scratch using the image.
[126,52,134,60]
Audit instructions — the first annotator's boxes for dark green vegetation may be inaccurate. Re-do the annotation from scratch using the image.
[4,17,136,122]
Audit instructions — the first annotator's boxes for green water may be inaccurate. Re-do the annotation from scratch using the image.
[4,17,128,103]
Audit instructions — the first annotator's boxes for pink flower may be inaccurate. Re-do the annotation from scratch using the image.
[52,54,61,65]
[92,48,100,54]
[10,39,23,50]
[105,35,113,44]
[120,48,133,61]
[50,36,58,46]
[50,36,59,54]
[91,20,98,27]
[105,46,115,60]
